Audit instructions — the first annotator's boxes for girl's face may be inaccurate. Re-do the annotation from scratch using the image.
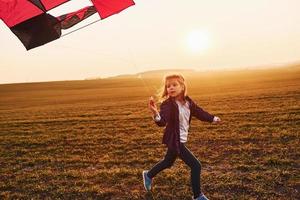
[166,78,184,98]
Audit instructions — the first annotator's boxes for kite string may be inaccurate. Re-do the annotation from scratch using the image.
[58,10,153,97]
[127,48,154,97]
[56,43,154,97]
[126,48,160,117]
[58,18,157,107]
[56,44,156,116]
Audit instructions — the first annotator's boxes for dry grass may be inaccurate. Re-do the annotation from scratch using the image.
[0,67,299,199]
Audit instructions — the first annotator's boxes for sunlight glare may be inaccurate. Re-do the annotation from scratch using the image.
[186,30,211,53]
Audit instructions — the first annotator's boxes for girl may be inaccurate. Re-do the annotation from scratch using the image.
[143,74,221,200]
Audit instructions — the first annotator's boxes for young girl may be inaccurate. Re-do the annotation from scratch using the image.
[143,74,221,200]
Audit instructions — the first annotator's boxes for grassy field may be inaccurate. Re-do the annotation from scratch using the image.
[0,66,299,199]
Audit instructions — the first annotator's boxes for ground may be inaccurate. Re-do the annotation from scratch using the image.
[0,67,299,199]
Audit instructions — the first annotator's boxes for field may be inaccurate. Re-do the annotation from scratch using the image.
[0,66,299,199]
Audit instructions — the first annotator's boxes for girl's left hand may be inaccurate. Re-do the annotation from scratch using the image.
[213,116,221,123]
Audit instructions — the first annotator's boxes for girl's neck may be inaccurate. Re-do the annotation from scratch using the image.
[175,95,185,104]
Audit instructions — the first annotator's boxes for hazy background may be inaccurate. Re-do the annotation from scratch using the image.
[0,0,300,84]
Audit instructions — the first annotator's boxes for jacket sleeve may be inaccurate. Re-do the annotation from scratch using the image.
[154,101,170,127]
[190,99,214,122]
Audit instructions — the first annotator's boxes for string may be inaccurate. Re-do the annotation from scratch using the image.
[127,48,154,97]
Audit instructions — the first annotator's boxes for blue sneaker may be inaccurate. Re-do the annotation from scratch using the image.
[194,194,209,200]
[142,170,152,191]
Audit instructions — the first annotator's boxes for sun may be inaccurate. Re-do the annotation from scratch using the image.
[186,30,211,53]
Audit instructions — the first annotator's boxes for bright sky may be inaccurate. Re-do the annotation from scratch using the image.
[1,0,300,84]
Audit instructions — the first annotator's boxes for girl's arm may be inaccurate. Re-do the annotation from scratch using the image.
[190,99,215,122]
[149,97,169,127]
[154,102,170,127]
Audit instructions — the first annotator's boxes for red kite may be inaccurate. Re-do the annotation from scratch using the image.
[0,0,135,50]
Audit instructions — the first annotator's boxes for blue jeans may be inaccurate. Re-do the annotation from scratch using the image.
[147,144,202,198]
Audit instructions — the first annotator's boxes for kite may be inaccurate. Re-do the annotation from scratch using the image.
[0,0,135,50]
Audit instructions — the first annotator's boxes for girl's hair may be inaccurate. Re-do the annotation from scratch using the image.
[158,74,187,101]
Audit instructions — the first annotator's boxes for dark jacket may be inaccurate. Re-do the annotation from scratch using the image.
[155,96,214,153]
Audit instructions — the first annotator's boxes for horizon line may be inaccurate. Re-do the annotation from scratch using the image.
[0,62,299,86]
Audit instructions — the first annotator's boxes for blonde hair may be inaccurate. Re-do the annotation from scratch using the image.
[158,74,187,101]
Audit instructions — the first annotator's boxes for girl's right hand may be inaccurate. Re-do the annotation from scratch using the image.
[213,116,221,123]
[149,96,158,115]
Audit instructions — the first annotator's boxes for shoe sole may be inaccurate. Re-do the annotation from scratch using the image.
[142,171,151,191]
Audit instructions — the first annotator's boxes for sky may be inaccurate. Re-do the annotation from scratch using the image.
[0,0,300,84]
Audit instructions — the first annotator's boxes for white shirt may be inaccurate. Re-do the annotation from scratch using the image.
[153,101,191,143]
[176,100,191,143]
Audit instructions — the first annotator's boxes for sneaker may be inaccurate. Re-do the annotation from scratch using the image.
[142,170,152,191]
[194,194,209,200]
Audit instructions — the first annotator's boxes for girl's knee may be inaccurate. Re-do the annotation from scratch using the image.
[164,160,175,168]
[161,158,175,168]
[166,163,173,168]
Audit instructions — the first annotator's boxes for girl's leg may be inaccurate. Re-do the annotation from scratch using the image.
[179,144,202,199]
[147,148,177,179]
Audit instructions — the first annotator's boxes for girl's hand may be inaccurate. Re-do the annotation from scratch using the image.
[213,116,221,123]
[149,96,159,115]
